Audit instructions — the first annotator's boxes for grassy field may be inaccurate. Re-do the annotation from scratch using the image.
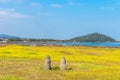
[0,45,120,80]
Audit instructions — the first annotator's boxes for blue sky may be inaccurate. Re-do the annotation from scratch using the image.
[0,0,120,40]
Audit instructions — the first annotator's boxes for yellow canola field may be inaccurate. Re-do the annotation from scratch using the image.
[0,45,120,62]
[0,45,120,80]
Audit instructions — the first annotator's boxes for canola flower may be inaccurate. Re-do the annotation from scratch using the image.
[0,45,120,80]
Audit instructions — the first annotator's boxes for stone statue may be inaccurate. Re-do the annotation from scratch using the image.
[44,55,51,70]
[60,56,66,70]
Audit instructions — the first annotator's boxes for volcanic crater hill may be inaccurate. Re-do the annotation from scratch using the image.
[69,33,115,42]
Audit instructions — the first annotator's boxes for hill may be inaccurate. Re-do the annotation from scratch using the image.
[70,33,115,42]
[0,33,116,42]
[0,34,20,39]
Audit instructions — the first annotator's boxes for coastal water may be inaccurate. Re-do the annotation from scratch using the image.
[57,42,120,47]
[8,41,120,47]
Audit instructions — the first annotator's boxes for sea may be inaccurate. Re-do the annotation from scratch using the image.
[7,41,120,47]
[57,42,120,47]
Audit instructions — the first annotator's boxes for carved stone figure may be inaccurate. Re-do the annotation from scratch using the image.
[60,56,66,70]
[44,55,51,70]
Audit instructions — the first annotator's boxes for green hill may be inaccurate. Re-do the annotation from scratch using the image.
[70,33,115,42]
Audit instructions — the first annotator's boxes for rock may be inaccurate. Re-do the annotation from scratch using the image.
[44,55,51,70]
[60,56,66,70]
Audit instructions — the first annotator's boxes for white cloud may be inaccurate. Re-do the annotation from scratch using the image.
[99,6,115,10]
[0,8,30,18]
[50,4,63,8]
[68,2,82,6]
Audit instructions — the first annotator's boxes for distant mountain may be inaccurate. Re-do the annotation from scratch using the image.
[0,33,116,42]
[0,34,20,39]
[70,33,115,42]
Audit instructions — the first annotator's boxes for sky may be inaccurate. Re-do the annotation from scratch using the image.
[0,0,120,40]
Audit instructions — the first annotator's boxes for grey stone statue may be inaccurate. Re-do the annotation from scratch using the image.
[44,55,51,70]
[60,56,66,70]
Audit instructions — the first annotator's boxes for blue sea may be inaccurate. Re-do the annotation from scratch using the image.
[57,42,120,47]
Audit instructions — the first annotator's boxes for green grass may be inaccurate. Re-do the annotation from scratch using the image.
[0,76,22,80]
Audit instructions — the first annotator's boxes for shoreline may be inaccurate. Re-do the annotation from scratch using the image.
[0,41,120,48]
[0,44,120,49]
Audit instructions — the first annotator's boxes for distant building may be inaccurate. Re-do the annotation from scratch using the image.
[0,38,9,43]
